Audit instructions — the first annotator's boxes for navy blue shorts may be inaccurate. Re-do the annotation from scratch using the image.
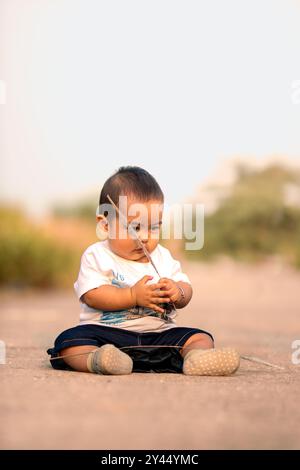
[47,324,214,373]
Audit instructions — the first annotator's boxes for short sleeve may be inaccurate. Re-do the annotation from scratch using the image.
[170,258,192,285]
[74,249,111,301]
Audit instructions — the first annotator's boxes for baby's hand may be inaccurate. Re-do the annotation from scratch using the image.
[159,277,182,304]
[130,276,170,314]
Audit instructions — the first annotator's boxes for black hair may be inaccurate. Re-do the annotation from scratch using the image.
[99,166,164,216]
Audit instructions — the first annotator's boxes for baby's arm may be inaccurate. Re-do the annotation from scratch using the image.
[83,275,170,314]
[175,281,193,308]
[83,285,133,311]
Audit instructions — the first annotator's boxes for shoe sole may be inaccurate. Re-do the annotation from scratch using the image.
[183,347,240,376]
[90,344,133,375]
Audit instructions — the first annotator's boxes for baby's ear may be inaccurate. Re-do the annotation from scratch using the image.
[96,215,109,241]
[96,214,109,226]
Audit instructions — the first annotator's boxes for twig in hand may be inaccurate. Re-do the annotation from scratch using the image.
[106,194,176,319]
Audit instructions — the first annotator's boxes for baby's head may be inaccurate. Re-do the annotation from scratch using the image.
[97,166,164,262]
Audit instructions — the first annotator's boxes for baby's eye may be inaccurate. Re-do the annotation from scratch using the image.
[150,225,160,232]
[128,223,141,232]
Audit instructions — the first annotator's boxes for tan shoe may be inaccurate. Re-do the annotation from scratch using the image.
[87,344,133,375]
[183,347,240,376]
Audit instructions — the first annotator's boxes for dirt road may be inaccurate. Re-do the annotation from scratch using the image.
[1,259,299,449]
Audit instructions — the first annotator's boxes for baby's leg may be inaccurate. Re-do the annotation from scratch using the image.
[60,344,133,375]
[48,324,136,375]
[60,346,96,372]
[180,333,214,358]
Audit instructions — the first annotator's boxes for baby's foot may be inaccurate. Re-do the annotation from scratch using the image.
[87,344,133,375]
[183,347,240,376]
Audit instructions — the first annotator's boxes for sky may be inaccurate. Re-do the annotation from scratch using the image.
[0,0,300,217]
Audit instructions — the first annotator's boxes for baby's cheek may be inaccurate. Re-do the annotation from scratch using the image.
[148,237,159,248]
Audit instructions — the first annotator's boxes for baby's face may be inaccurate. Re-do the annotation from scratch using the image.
[105,197,163,262]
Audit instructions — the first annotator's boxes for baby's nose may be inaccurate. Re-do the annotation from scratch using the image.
[139,229,149,243]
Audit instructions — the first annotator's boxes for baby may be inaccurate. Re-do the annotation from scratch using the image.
[47,166,239,375]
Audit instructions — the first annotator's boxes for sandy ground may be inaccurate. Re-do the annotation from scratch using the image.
[0,258,300,450]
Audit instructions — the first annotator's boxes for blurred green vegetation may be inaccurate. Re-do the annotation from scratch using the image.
[0,206,80,288]
[1,162,300,289]
[185,164,300,268]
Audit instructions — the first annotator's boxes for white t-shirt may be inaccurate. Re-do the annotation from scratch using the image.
[74,240,191,333]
